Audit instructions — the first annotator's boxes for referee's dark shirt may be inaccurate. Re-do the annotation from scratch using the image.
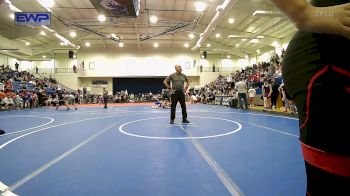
[167,73,188,91]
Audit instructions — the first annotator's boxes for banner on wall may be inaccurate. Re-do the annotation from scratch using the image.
[222,97,230,106]
[214,97,222,105]
[15,12,51,26]
[89,0,140,17]
[92,80,108,87]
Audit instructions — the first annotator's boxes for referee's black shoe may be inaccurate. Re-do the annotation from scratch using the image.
[182,119,190,124]
[170,120,174,124]
[0,129,5,135]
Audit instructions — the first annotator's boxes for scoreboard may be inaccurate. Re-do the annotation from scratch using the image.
[90,0,140,17]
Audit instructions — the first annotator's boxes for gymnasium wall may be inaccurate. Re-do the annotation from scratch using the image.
[257,51,276,62]
[54,74,80,90]
[187,76,200,87]
[1,45,291,92]
[79,77,113,94]
[0,53,20,70]
[78,50,248,87]
[200,72,222,86]
[199,54,248,70]
[54,53,78,69]
[77,49,201,77]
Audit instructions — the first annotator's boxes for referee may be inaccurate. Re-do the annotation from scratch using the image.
[103,87,108,109]
[163,65,190,124]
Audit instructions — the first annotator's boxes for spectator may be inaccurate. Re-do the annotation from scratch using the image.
[248,86,256,107]
[15,62,19,72]
[190,94,197,104]
[1,93,14,110]
[235,78,248,109]
[0,80,4,91]
[262,79,272,111]
[270,78,280,111]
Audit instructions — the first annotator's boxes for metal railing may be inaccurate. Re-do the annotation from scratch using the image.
[31,68,77,74]
[199,67,237,73]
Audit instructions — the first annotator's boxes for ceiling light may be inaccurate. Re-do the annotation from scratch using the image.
[9,14,14,19]
[25,42,30,46]
[153,43,159,48]
[195,2,207,12]
[98,14,106,22]
[228,18,235,24]
[85,42,90,47]
[206,43,211,47]
[253,10,282,17]
[189,33,195,39]
[257,50,260,53]
[272,41,280,47]
[118,42,124,47]
[54,33,73,47]
[73,55,76,58]
[60,42,64,46]
[8,4,21,12]
[38,0,55,8]
[245,55,249,58]
[250,39,259,43]
[228,35,239,38]
[111,33,117,38]
[216,33,221,38]
[43,55,46,59]
[40,31,46,36]
[227,55,231,58]
[236,44,239,47]
[247,27,255,32]
[184,43,189,48]
[46,27,55,33]
[257,35,264,39]
[241,39,247,41]
[150,16,158,23]
[201,55,205,59]
[228,35,251,39]
[70,32,77,38]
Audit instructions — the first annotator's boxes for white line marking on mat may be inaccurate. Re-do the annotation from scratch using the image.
[163,123,198,127]
[0,117,54,137]
[178,124,244,196]
[188,110,298,120]
[248,122,299,138]
[7,123,117,193]
[0,111,156,150]
[0,181,18,196]
[119,116,242,140]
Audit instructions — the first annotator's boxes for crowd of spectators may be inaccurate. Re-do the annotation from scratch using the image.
[0,62,166,111]
[0,64,64,110]
[1,49,297,114]
[188,50,297,113]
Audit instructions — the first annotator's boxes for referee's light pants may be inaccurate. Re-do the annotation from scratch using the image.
[170,90,187,120]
